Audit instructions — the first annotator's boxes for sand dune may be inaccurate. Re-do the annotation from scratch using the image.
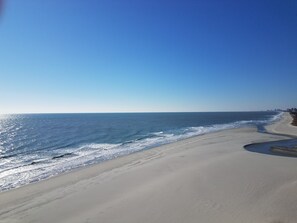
[0,113,297,223]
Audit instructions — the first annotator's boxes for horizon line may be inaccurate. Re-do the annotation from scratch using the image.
[0,110,284,115]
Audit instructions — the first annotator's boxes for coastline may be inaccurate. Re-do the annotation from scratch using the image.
[265,112,297,137]
[0,114,297,223]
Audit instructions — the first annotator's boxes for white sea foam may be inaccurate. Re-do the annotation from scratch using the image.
[0,112,282,192]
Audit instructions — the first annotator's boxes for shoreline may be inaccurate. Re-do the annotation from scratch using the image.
[0,112,280,192]
[0,112,281,193]
[265,112,297,137]
[1,113,297,223]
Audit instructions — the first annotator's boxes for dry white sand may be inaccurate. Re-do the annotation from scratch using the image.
[0,113,297,223]
[266,112,297,137]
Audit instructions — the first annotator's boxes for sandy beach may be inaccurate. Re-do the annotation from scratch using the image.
[266,112,297,137]
[0,113,297,223]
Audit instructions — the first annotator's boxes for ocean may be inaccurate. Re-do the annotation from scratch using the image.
[0,112,281,191]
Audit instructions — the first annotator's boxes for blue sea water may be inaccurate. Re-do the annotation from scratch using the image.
[0,112,281,191]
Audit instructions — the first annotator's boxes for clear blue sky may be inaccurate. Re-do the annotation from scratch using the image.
[0,0,296,113]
